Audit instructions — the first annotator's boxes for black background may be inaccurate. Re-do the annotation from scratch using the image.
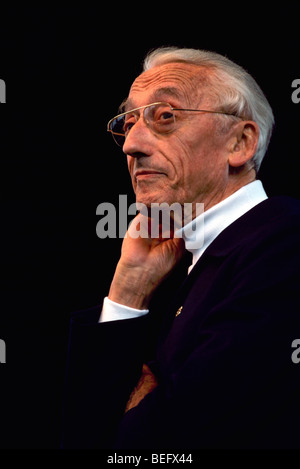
[0,6,299,449]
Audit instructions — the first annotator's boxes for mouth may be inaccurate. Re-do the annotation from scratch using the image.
[134,170,165,180]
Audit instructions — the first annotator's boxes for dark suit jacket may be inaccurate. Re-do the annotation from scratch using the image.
[61,196,300,449]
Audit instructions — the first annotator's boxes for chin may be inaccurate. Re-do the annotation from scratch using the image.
[135,189,175,207]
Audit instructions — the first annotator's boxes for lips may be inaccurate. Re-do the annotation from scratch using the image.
[134,169,165,179]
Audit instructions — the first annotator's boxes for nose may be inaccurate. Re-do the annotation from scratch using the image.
[122,118,152,158]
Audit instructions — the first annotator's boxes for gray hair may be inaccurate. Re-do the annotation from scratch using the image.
[143,47,274,172]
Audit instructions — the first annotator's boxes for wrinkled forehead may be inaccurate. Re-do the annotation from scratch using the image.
[123,62,210,111]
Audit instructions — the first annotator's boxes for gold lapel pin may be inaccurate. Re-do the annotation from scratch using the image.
[175,306,183,318]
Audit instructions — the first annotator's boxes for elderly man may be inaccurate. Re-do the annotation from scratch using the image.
[61,47,300,449]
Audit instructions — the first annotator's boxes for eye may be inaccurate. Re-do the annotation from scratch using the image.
[123,120,135,135]
[156,110,175,122]
[123,114,136,136]
[152,106,175,133]
[161,111,174,120]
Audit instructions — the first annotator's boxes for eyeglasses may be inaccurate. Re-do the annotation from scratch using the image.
[107,101,242,147]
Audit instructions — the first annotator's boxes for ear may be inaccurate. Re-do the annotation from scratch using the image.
[228,121,260,168]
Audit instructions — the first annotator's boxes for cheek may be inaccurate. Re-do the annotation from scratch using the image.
[127,156,136,187]
[180,120,227,168]
[127,155,132,172]
[167,132,203,182]
[158,138,197,202]
[169,126,227,192]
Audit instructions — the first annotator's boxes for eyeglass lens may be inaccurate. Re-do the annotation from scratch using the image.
[110,103,176,147]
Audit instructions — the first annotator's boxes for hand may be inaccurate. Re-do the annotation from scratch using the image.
[125,364,158,413]
[108,212,185,309]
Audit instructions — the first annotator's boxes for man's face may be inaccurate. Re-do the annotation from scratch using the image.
[123,62,236,211]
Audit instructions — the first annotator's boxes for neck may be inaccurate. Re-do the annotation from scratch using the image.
[193,167,257,217]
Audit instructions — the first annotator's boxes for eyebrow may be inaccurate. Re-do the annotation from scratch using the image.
[120,87,186,112]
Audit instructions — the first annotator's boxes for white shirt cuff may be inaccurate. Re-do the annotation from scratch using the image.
[99,297,149,323]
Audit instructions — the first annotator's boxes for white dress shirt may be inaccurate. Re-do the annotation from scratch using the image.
[99,180,268,323]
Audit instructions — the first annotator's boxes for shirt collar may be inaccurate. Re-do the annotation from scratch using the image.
[175,180,268,272]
